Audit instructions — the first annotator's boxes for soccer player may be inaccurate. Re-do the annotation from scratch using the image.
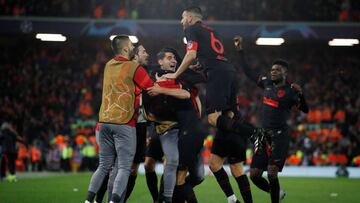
[145,47,206,203]
[209,110,253,203]
[85,35,155,203]
[0,122,23,183]
[123,43,151,202]
[90,44,152,203]
[233,36,309,203]
[162,6,259,140]
[163,49,208,203]
[162,7,255,203]
[149,47,207,203]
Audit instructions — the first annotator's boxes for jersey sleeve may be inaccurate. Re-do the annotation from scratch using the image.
[185,26,199,51]
[133,66,154,90]
[293,91,309,113]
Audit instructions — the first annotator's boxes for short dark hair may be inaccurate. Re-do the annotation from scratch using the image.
[133,43,143,56]
[184,6,203,19]
[111,35,131,55]
[156,47,182,62]
[272,59,289,69]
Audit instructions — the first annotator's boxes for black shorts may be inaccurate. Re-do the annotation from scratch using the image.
[250,127,290,172]
[211,129,247,164]
[145,130,164,161]
[178,123,207,169]
[133,122,147,164]
[205,64,238,114]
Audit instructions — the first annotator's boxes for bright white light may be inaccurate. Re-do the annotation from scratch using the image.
[183,37,188,44]
[256,38,284,46]
[109,35,139,43]
[36,33,66,42]
[328,38,359,46]
[128,36,139,43]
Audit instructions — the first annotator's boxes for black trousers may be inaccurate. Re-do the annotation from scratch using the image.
[0,152,17,178]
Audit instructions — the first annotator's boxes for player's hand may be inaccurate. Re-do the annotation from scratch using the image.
[233,35,243,51]
[291,83,303,94]
[189,61,202,71]
[155,72,167,82]
[147,84,162,96]
[161,73,177,80]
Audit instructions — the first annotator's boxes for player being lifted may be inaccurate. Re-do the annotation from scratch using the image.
[162,7,257,203]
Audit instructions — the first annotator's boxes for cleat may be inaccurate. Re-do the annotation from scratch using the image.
[252,128,265,154]
[6,175,17,183]
[280,190,286,201]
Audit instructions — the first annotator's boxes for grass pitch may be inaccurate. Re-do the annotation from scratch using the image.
[0,172,359,203]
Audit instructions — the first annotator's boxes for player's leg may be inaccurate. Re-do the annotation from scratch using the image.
[173,168,198,203]
[249,150,270,193]
[209,128,240,203]
[85,123,116,203]
[124,122,147,202]
[206,69,258,139]
[230,162,252,203]
[8,153,16,178]
[145,132,163,203]
[159,128,179,202]
[95,173,109,203]
[267,164,280,203]
[123,163,140,202]
[227,136,252,203]
[110,124,136,203]
[186,151,205,187]
[210,153,240,203]
[267,128,291,203]
[174,127,203,203]
[0,153,6,180]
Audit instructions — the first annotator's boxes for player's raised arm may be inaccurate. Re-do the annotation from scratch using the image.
[162,50,197,81]
[234,36,262,84]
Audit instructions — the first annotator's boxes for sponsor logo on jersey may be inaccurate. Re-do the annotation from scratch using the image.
[277,90,285,98]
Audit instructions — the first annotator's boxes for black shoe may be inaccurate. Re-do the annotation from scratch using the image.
[158,194,172,203]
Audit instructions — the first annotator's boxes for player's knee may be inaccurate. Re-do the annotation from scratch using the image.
[250,168,262,180]
[98,161,113,173]
[207,115,217,127]
[166,157,179,167]
[209,160,222,172]
[144,160,155,172]
[130,164,139,176]
[230,164,244,177]
[267,165,279,180]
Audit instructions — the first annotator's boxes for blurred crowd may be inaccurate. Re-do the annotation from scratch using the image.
[0,38,359,175]
[1,0,360,22]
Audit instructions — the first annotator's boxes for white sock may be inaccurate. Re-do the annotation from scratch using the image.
[84,201,91,203]
[227,194,237,203]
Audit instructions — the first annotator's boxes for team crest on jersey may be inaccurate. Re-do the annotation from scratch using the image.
[187,41,194,49]
[277,90,285,98]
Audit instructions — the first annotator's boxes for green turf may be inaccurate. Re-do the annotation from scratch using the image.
[0,173,359,203]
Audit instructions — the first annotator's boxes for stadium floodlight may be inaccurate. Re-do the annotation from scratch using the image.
[35,33,66,42]
[183,37,188,44]
[256,37,284,46]
[328,38,359,46]
[128,36,139,43]
[109,35,139,43]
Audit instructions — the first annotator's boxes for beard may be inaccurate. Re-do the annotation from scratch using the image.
[128,49,135,60]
